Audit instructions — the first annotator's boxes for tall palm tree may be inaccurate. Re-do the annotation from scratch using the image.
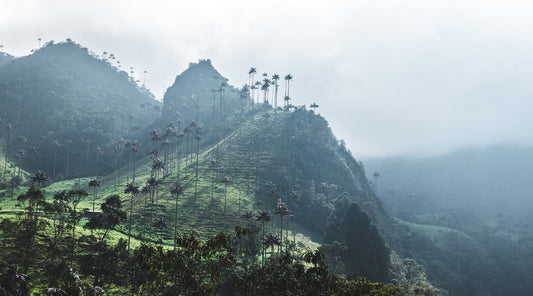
[261,78,271,104]
[67,189,88,266]
[30,170,49,187]
[113,138,125,187]
[141,185,150,239]
[274,199,290,252]
[254,81,262,104]
[284,74,293,98]
[248,67,257,91]
[210,158,217,201]
[170,181,183,249]
[129,141,140,185]
[310,102,319,112]
[3,123,13,181]
[263,232,281,257]
[255,210,272,264]
[193,127,202,207]
[88,178,100,214]
[124,182,140,250]
[272,74,280,109]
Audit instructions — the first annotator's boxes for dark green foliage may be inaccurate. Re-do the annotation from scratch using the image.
[235,249,399,296]
[0,40,159,178]
[84,194,126,242]
[128,231,398,296]
[323,194,390,282]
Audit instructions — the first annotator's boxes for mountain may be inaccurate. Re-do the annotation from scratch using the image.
[366,146,533,295]
[0,40,160,180]
[0,55,437,294]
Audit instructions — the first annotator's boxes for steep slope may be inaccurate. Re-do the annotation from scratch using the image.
[0,40,160,180]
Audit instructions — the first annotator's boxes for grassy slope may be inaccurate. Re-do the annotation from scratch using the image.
[0,109,320,250]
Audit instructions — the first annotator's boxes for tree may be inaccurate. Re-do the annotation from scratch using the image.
[170,181,183,249]
[31,170,49,187]
[284,74,293,99]
[261,78,271,104]
[85,194,126,243]
[3,123,13,181]
[248,67,257,103]
[129,141,140,185]
[262,232,281,257]
[272,74,280,109]
[67,189,88,266]
[310,102,319,112]
[124,182,140,250]
[88,178,100,213]
[255,210,272,264]
[274,199,290,252]
[193,127,202,207]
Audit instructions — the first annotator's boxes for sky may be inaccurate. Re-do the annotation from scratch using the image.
[1,0,533,159]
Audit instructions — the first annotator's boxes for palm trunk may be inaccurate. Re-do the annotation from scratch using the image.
[128,194,134,250]
[173,193,179,249]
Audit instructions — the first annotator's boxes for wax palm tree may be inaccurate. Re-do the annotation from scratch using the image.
[193,128,202,207]
[124,182,140,250]
[129,141,140,185]
[113,138,125,187]
[141,185,150,239]
[170,181,183,249]
[261,78,271,104]
[310,102,319,112]
[254,81,262,104]
[284,74,293,98]
[274,199,290,252]
[263,232,281,257]
[146,177,161,243]
[31,170,49,187]
[88,178,100,213]
[151,158,164,180]
[3,123,13,181]
[255,210,272,264]
[67,189,88,266]
[284,95,291,108]
[150,129,161,150]
[248,67,257,85]
[272,74,280,109]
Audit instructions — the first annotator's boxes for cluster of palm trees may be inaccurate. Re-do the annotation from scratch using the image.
[247,68,293,109]
[241,199,292,265]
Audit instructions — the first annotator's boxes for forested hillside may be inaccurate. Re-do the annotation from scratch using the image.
[367,147,533,295]
[0,40,160,180]
[0,46,437,295]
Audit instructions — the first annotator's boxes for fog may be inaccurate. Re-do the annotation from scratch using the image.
[2,0,533,158]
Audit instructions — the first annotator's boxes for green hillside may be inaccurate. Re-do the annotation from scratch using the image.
[0,54,439,295]
[0,40,160,180]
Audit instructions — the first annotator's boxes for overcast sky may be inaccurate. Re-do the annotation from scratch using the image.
[2,0,533,159]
